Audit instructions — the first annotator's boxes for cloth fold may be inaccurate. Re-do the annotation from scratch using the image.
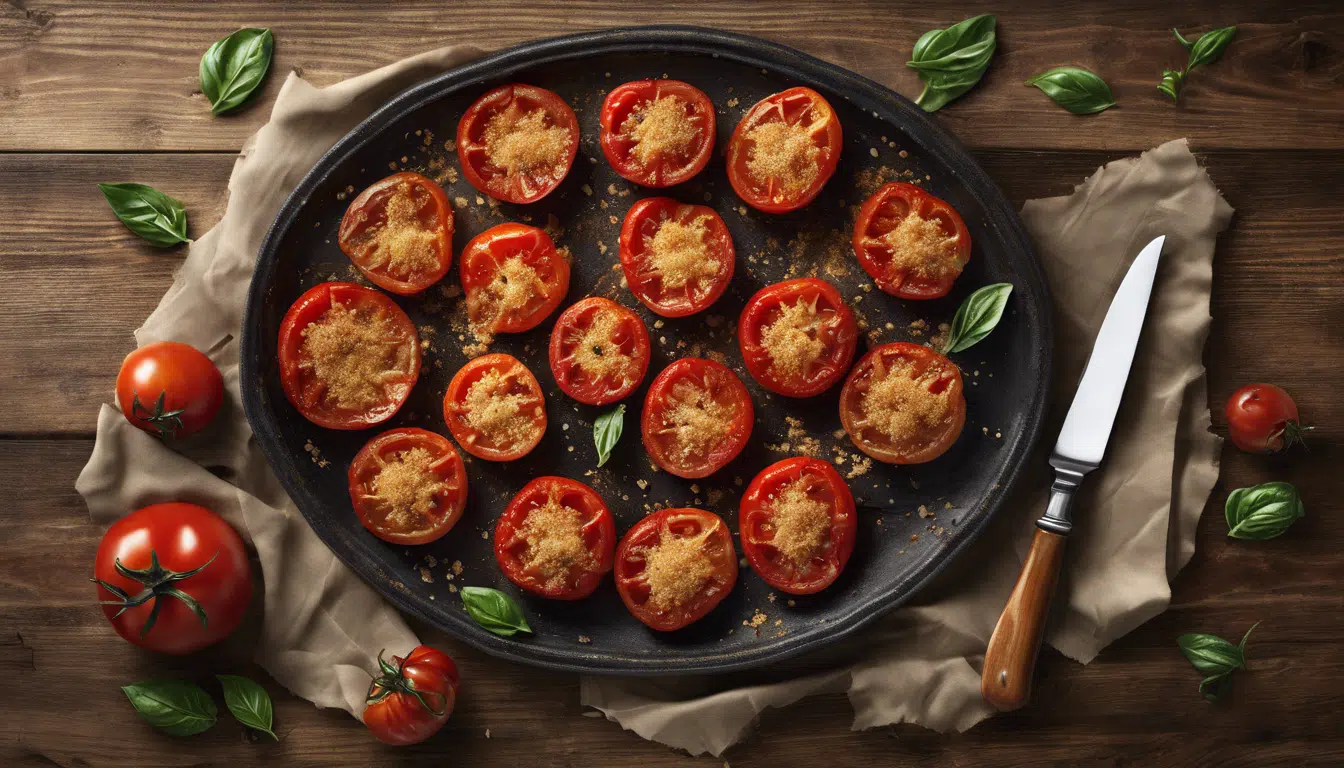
[75,44,1229,756]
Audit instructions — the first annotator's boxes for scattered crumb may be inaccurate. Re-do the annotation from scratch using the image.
[745,610,768,628]
[578,635,592,644]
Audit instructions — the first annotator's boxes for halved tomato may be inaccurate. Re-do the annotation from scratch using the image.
[460,223,570,336]
[740,458,856,595]
[726,86,842,213]
[619,197,734,318]
[338,172,454,295]
[348,428,468,545]
[456,84,578,204]
[548,297,651,406]
[599,79,715,188]
[738,278,857,398]
[494,477,616,600]
[852,182,971,300]
[839,342,965,464]
[442,353,546,461]
[278,282,420,430]
[614,507,738,631]
[641,357,753,479]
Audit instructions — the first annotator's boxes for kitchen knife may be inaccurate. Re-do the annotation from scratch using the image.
[980,235,1166,711]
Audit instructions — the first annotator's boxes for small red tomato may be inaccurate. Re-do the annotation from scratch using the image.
[1226,383,1313,453]
[460,223,571,335]
[116,341,224,439]
[456,83,579,204]
[619,197,735,318]
[738,278,857,397]
[599,79,716,188]
[614,507,738,631]
[442,353,547,461]
[739,458,856,595]
[338,172,454,295]
[548,297,652,406]
[348,428,469,545]
[726,86,842,213]
[641,358,754,479]
[363,646,459,746]
[494,477,616,600]
[93,503,252,654]
[852,182,971,300]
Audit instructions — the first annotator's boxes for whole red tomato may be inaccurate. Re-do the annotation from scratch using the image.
[1226,383,1312,453]
[116,341,224,439]
[92,503,252,654]
[364,646,460,746]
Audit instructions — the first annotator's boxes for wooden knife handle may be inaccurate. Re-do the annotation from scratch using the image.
[981,528,1067,711]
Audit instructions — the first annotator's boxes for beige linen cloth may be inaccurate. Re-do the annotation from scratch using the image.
[76,46,1230,755]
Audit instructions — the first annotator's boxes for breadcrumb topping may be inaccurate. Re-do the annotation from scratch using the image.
[370,448,449,529]
[462,367,541,447]
[483,108,570,178]
[642,525,715,609]
[764,477,830,567]
[299,303,406,409]
[568,308,635,378]
[745,121,819,192]
[862,360,950,441]
[374,183,438,276]
[518,493,593,588]
[622,96,699,168]
[644,215,720,291]
[760,297,826,380]
[470,254,543,331]
[660,379,735,461]
[881,212,961,279]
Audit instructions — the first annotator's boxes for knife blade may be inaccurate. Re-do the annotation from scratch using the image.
[981,235,1166,712]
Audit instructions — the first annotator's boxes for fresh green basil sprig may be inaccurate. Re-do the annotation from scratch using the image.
[1177,622,1258,701]
[122,680,219,736]
[461,586,532,637]
[1026,67,1115,114]
[941,283,1013,354]
[217,675,278,740]
[1159,26,1236,103]
[594,404,625,468]
[98,183,190,247]
[200,28,275,115]
[907,14,997,113]
[1225,481,1305,540]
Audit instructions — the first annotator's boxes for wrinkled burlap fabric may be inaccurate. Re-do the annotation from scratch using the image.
[75,46,1230,755]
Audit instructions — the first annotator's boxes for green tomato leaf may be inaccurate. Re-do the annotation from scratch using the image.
[122,680,218,736]
[98,183,190,247]
[594,404,625,468]
[942,283,1013,354]
[461,586,532,637]
[1182,26,1237,70]
[907,14,997,112]
[1225,481,1305,540]
[217,675,278,741]
[1025,67,1116,115]
[200,28,274,115]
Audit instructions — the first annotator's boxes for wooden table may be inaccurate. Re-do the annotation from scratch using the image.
[3,2,1342,765]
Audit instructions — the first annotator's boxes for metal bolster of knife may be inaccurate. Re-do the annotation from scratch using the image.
[1037,455,1097,536]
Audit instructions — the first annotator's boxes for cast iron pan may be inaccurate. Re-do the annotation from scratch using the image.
[240,26,1052,675]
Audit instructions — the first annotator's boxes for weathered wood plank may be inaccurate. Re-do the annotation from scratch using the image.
[1,1,1342,152]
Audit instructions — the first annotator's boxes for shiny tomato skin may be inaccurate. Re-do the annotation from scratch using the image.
[641,357,753,479]
[363,645,459,746]
[460,223,571,335]
[442,353,547,461]
[1226,383,1309,453]
[738,278,857,398]
[726,86,842,213]
[548,297,651,406]
[614,508,738,631]
[93,503,252,655]
[338,172,454,295]
[277,282,420,430]
[599,79,716,188]
[116,341,224,439]
[619,197,735,318]
[494,477,616,600]
[456,83,578,204]
[852,182,971,300]
[348,428,468,545]
[839,342,965,464]
[739,458,856,595]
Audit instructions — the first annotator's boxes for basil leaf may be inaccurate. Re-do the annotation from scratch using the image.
[1025,67,1115,115]
[594,404,625,468]
[98,183,190,247]
[1157,68,1186,102]
[461,586,532,637]
[122,680,218,736]
[1178,26,1236,70]
[1225,481,1305,540]
[200,28,274,115]
[1177,623,1257,701]
[217,675,278,741]
[907,14,997,112]
[942,283,1013,354]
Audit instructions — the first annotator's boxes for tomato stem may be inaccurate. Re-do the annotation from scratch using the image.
[1278,420,1315,452]
[91,548,215,636]
[364,649,446,717]
[131,390,187,440]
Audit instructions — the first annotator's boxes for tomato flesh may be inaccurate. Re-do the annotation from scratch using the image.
[548,297,651,406]
[460,223,570,336]
[494,477,616,600]
[839,342,965,464]
[614,507,738,631]
[116,341,224,439]
[348,428,468,545]
[738,278,857,397]
[852,182,971,300]
[619,197,735,318]
[1226,383,1309,453]
[599,79,716,188]
[740,458,856,595]
[727,86,842,213]
[443,353,547,461]
[338,172,454,295]
[364,645,459,746]
[641,357,753,479]
[456,83,578,204]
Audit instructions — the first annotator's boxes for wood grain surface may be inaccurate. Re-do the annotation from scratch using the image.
[2,1,1343,766]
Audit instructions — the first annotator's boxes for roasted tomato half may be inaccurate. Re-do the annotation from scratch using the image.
[364,646,459,746]
[619,197,735,318]
[116,341,224,439]
[456,83,578,204]
[338,172,454,295]
[641,357,753,479]
[548,297,651,406]
[726,86,842,213]
[442,353,546,461]
[348,428,468,545]
[614,507,738,631]
[738,278,857,398]
[839,342,965,464]
[278,282,420,430]
[740,458,856,595]
[852,182,971,300]
[494,476,616,600]
[460,223,570,336]
[599,79,716,188]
